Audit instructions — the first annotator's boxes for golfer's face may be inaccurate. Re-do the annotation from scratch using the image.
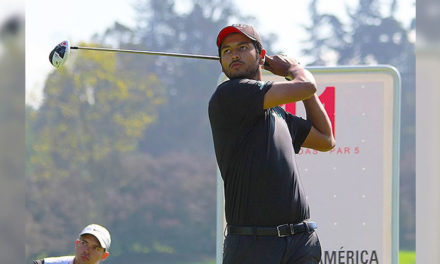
[220,33,260,79]
[75,234,107,264]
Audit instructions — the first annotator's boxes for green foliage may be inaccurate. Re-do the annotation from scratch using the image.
[133,0,243,156]
[103,152,217,263]
[28,42,165,181]
[399,251,416,264]
[26,40,166,260]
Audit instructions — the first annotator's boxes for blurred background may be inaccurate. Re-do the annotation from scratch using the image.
[0,0,426,263]
[416,0,440,263]
[0,0,24,263]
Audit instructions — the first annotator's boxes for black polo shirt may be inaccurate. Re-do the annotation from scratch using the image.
[208,78,312,226]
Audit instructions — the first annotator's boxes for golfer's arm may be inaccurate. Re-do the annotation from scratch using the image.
[301,94,335,151]
[263,68,316,109]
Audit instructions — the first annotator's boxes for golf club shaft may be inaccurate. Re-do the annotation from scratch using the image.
[71,46,220,61]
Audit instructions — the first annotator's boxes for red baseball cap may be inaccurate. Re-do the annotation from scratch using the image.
[216,24,262,48]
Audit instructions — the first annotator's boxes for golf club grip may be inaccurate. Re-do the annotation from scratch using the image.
[71,46,220,61]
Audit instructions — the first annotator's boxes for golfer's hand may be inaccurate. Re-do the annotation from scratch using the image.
[263,55,301,80]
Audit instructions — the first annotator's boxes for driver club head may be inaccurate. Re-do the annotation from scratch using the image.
[49,40,70,69]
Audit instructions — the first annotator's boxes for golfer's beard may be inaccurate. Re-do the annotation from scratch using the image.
[224,61,260,80]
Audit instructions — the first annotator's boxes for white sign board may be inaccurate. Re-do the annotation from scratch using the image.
[216,66,400,264]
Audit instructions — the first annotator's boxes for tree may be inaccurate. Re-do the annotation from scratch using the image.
[133,0,277,156]
[26,42,165,261]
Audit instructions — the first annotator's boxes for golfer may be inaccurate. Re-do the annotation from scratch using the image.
[209,24,335,264]
[32,224,111,264]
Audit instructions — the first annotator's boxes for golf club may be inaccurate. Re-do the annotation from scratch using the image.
[49,40,220,69]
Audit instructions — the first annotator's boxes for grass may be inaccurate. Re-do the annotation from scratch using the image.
[193,261,216,264]
[399,251,415,264]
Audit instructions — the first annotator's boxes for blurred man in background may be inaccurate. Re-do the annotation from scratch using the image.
[32,224,111,264]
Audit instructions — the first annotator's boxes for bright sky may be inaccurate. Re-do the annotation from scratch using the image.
[0,0,23,22]
[25,0,414,108]
[0,0,24,55]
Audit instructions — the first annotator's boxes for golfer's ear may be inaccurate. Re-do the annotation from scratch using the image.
[102,251,109,260]
[259,49,266,65]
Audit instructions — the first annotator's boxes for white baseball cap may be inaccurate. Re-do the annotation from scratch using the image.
[79,224,111,250]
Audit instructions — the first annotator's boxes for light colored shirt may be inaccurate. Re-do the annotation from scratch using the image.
[43,256,75,264]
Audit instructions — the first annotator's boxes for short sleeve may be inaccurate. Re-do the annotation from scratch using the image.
[285,111,312,153]
[209,79,272,124]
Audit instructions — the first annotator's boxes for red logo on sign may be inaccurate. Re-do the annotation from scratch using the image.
[284,86,336,136]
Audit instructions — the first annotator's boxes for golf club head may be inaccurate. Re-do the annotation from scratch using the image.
[49,40,70,68]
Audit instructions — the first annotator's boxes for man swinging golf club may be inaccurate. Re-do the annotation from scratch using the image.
[209,24,335,264]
